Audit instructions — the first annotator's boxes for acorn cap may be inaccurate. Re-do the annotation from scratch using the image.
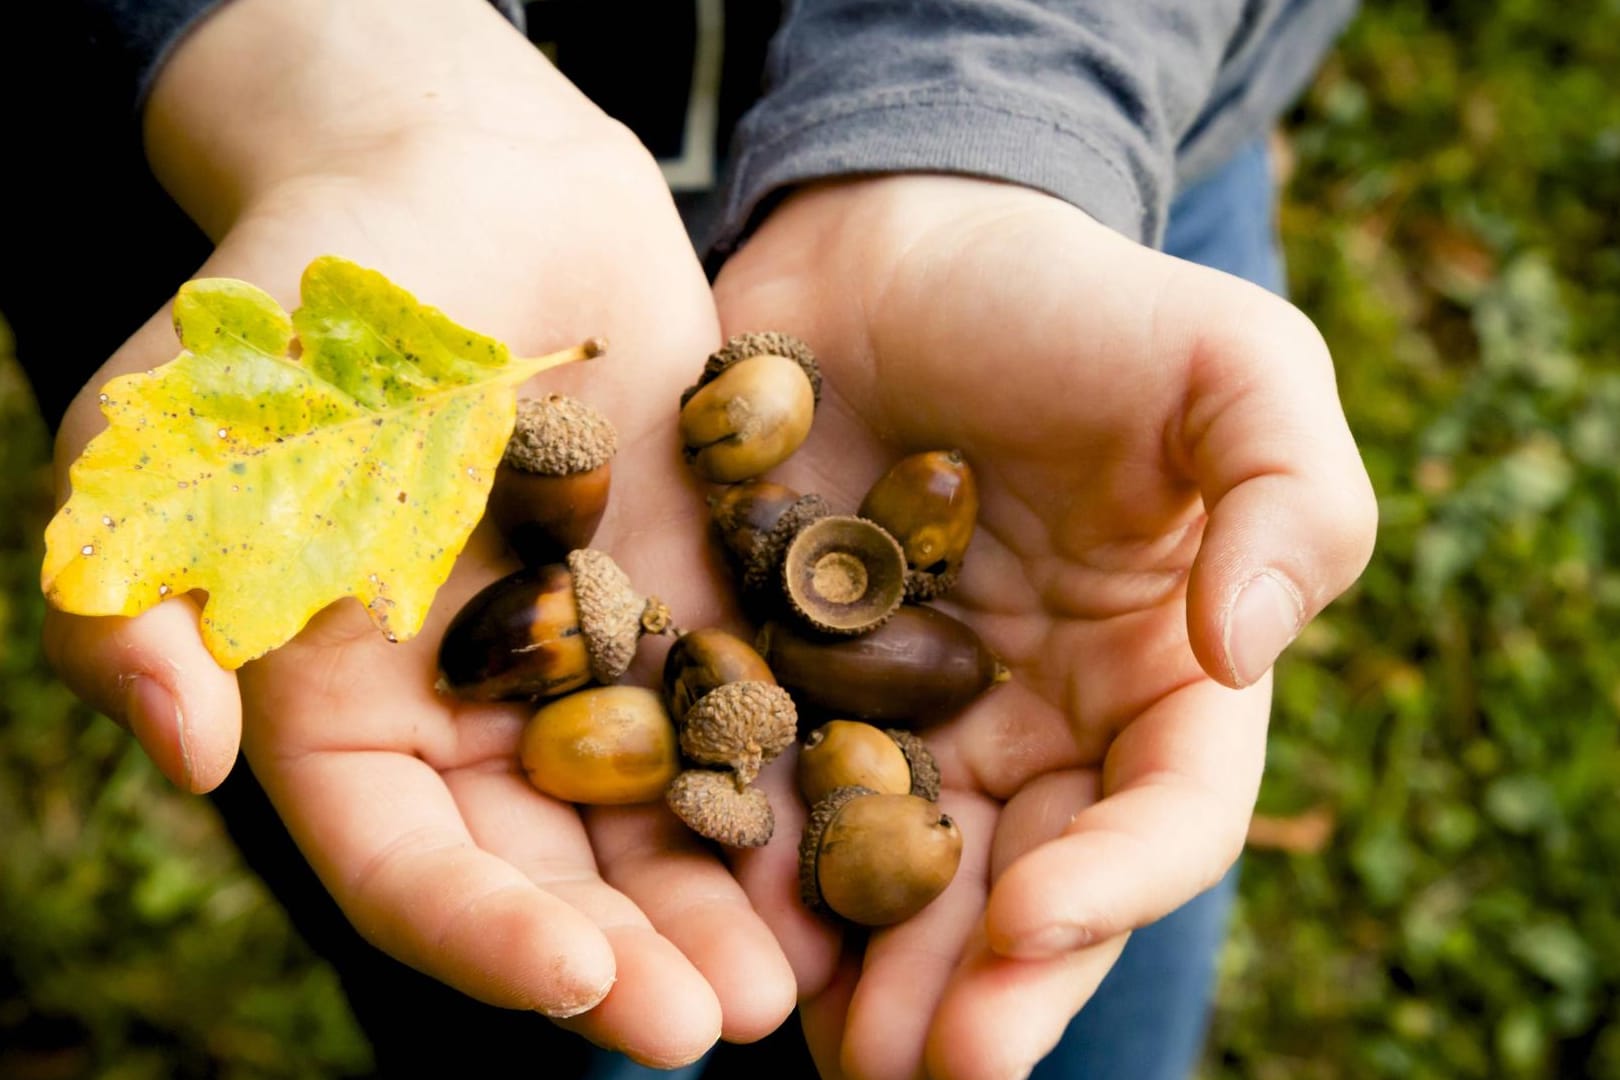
[798,785,875,917]
[904,565,960,603]
[679,680,797,787]
[782,515,907,636]
[681,330,822,409]
[567,548,668,683]
[886,728,941,801]
[667,768,775,847]
[505,394,618,475]
[743,492,833,594]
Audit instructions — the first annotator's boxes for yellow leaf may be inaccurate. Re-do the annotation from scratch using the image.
[42,256,599,669]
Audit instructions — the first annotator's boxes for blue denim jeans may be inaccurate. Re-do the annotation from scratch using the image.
[589,139,1281,1080]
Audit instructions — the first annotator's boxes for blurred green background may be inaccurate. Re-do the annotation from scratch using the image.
[4,1,1619,1076]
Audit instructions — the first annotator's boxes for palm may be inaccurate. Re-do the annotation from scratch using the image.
[51,128,794,1065]
[714,174,1371,1079]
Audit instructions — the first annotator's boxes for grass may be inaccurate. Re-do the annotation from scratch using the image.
[3,1,1619,1076]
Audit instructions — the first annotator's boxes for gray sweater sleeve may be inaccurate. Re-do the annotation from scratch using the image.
[711,0,1355,254]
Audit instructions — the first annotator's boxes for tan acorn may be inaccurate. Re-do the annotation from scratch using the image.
[797,721,941,805]
[520,686,678,804]
[437,550,673,701]
[799,787,962,926]
[678,680,797,787]
[487,394,617,565]
[679,331,822,482]
[666,768,775,847]
[781,515,907,636]
[757,604,1008,725]
[858,450,979,600]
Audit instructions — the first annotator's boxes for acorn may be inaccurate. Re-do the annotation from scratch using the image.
[437,549,674,701]
[799,787,962,926]
[666,768,775,847]
[781,515,907,636]
[858,450,979,600]
[797,721,941,805]
[708,480,833,596]
[757,604,1008,725]
[520,686,678,804]
[679,331,822,482]
[678,680,797,788]
[662,627,777,723]
[487,394,616,565]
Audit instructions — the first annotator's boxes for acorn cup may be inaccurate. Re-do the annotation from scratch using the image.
[487,394,616,566]
[780,515,908,637]
[858,449,979,600]
[799,786,963,927]
[756,604,1008,726]
[437,549,674,702]
[679,331,823,482]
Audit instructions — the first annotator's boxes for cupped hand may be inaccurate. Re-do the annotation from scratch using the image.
[713,175,1377,1079]
[42,54,794,1071]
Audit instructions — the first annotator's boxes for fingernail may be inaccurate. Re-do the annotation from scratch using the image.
[1224,571,1304,687]
[125,675,193,791]
[1009,922,1091,959]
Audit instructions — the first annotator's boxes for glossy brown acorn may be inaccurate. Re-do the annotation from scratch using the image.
[437,564,592,701]
[797,721,940,805]
[757,604,1007,726]
[858,450,979,600]
[799,787,963,926]
[662,627,778,723]
[487,395,617,566]
[520,686,679,804]
[708,480,833,599]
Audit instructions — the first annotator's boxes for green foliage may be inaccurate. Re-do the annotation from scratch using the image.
[1208,2,1620,1077]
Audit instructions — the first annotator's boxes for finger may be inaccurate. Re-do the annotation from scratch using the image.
[588,799,797,1046]
[1172,279,1378,688]
[444,765,724,1065]
[985,677,1267,958]
[252,745,618,1019]
[835,791,997,1080]
[42,598,241,791]
[800,944,863,1079]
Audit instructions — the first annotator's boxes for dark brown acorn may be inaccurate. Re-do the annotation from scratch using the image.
[662,627,777,723]
[781,515,907,636]
[437,550,673,701]
[679,332,822,482]
[488,394,617,565]
[858,450,979,601]
[757,604,1008,726]
[799,787,962,926]
[709,481,833,599]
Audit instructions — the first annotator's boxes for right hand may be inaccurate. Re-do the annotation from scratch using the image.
[43,0,794,1065]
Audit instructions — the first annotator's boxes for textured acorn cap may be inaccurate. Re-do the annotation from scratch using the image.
[782,515,907,636]
[679,680,797,787]
[504,394,618,475]
[886,729,941,801]
[798,785,875,917]
[742,493,833,594]
[567,548,667,683]
[681,330,822,409]
[667,768,775,847]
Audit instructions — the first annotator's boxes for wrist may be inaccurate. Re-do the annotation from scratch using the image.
[143,0,597,238]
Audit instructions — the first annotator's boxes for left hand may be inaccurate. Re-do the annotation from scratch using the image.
[712,175,1377,1079]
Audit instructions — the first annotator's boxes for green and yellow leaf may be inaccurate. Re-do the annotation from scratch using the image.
[41,256,598,669]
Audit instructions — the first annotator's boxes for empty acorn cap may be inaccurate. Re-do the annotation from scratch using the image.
[679,680,797,787]
[681,330,822,408]
[667,768,775,847]
[566,548,670,683]
[505,394,618,475]
[782,515,907,636]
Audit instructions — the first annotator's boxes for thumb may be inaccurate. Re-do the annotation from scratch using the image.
[1176,284,1377,688]
[42,600,243,792]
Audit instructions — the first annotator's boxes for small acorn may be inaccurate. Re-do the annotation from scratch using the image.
[678,680,797,787]
[858,450,979,600]
[799,787,963,926]
[757,604,1008,725]
[679,331,822,483]
[662,627,777,723]
[521,686,678,804]
[437,549,674,701]
[781,515,907,636]
[797,721,941,805]
[487,394,617,565]
[709,480,833,596]
[666,768,775,847]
